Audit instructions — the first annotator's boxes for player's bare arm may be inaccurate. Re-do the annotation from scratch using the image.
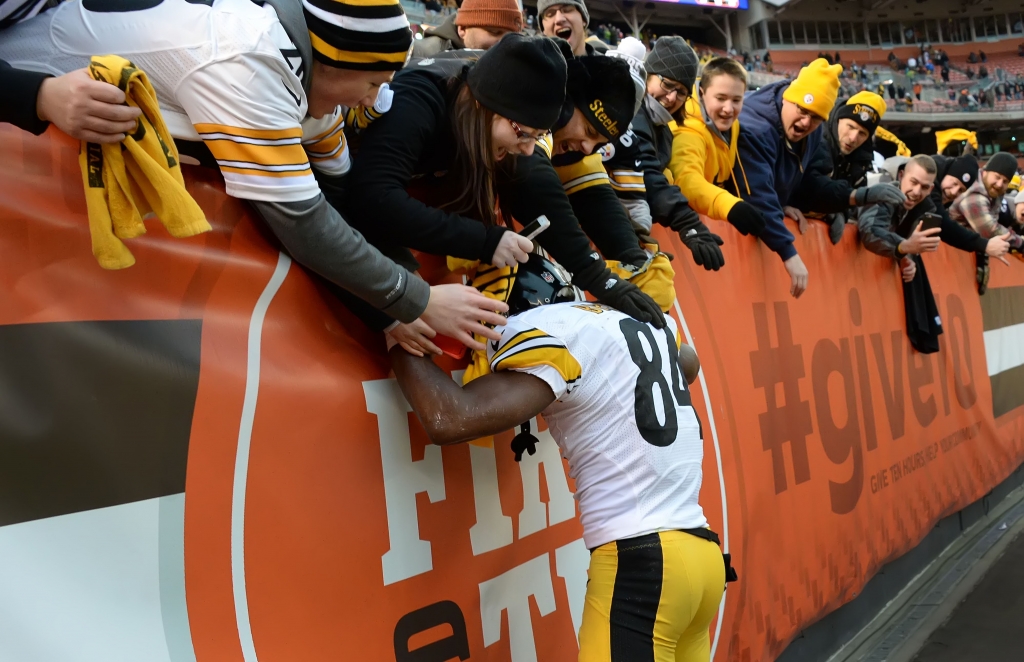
[389,347,556,446]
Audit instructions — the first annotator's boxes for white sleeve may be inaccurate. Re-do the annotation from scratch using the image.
[302,107,349,178]
[176,53,319,203]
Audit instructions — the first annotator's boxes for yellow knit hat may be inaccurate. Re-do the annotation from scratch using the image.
[836,91,886,134]
[782,58,843,120]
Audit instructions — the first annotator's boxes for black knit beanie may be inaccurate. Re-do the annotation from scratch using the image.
[985,151,1019,180]
[466,33,568,130]
[566,56,639,141]
[947,155,979,188]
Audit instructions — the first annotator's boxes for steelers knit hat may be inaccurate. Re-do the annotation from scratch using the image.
[782,58,843,120]
[303,0,413,70]
[947,155,979,188]
[836,91,886,134]
[567,55,642,140]
[645,36,698,90]
[455,0,524,32]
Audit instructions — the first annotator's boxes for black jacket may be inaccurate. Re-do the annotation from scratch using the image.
[789,105,873,215]
[345,57,635,276]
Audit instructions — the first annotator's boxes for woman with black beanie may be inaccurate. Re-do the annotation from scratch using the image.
[346,33,664,353]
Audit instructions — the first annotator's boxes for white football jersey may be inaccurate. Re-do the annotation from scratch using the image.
[487,302,707,549]
[0,0,390,202]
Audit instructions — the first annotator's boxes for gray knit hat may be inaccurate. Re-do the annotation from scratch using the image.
[537,0,589,27]
[645,36,698,90]
[985,151,1019,180]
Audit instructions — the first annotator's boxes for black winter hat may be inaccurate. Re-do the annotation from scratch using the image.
[467,33,567,130]
[947,155,979,188]
[645,36,698,90]
[985,151,1019,180]
[566,55,641,141]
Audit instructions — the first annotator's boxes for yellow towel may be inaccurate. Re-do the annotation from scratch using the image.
[80,55,210,269]
[934,128,978,155]
[875,126,911,158]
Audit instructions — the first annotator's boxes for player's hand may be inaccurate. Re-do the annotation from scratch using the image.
[388,319,442,357]
[898,221,941,254]
[900,255,917,282]
[784,253,808,299]
[490,231,533,268]
[680,228,725,271]
[783,206,809,234]
[421,284,508,352]
[36,69,142,143]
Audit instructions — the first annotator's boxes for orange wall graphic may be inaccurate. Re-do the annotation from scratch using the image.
[1,127,1022,662]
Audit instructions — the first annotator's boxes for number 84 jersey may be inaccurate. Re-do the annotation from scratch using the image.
[487,302,708,550]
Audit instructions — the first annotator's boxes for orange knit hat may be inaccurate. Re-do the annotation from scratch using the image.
[454,0,524,33]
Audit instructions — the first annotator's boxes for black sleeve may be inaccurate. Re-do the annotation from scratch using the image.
[497,152,610,273]
[345,73,506,262]
[939,206,988,253]
[789,140,853,214]
[629,112,703,235]
[0,60,50,135]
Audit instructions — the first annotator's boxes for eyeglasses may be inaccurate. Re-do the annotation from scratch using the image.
[508,119,549,144]
[657,75,685,96]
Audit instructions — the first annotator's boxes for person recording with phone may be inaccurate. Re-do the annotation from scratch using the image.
[344,34,664,356]
[856,155,947,353]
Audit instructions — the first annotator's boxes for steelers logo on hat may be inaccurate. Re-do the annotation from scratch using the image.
[598,142,616,161]
[804,93,815,105]
[963,173,971,183]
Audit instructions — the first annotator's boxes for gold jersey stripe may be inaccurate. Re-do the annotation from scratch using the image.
[493,345,583,384]
[310,33,409,64]
[490,329,551,365]
[303,114,345,143]
[219,165,313,178]
[194,123,303,141]
[204,140,309,167]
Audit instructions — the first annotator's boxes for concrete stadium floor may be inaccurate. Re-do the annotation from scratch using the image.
[911,528,1024,661]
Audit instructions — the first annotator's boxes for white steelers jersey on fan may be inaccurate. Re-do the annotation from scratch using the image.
[487,302,707,549]
[0,0,388,202]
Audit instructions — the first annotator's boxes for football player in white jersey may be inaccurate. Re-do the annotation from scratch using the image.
[390,254,734,662]
[0,0,507,352]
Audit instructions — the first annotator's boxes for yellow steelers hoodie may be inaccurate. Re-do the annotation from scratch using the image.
[668,95,742,221]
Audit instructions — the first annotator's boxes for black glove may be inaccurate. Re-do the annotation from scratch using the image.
[680,228,725,271]
[727,201,767,236]
[574,259,666,329]
[854,184,907,206]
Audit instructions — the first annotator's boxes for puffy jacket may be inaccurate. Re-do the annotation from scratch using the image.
[729,80,822,261]
[669,95,742,221]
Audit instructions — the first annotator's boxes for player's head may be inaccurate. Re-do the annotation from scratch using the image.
[506,253,584,317]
